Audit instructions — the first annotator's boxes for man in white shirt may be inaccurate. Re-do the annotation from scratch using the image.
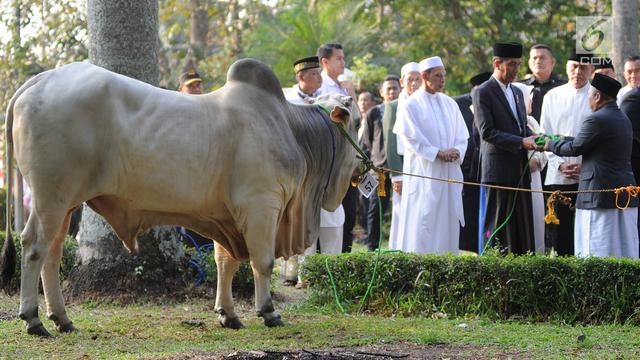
[316,43,358,254]
[540,51,594,255]
[281,56,344,286]
[282,56,322,104]
[617,55,640,105]
[393,56,469,254]
[317,43,356,99]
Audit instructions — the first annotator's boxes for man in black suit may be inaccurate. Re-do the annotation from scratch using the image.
[620,84,640,250]
[454,71,491,253]
[473,42,539,254]
[545,74,638,258]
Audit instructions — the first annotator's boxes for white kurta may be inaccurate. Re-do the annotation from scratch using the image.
[388,89,411,250]
[574,208,639,258]
[392,90,469,254]
[540,83,592,186]
[526,117,547,254]
[617,85,633,106]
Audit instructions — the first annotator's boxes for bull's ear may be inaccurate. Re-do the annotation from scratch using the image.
[330,105,350,126]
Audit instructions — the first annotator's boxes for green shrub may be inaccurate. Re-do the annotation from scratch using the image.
[301,252,640,324]
[0,232,78,291]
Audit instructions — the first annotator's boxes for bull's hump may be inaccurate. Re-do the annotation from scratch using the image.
[226,59,286,101]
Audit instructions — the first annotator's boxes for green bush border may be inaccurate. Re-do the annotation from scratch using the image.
[301,252,640,324]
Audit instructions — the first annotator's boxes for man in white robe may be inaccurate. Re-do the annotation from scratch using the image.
[387,62,422,250]
[539,51,594,255]
[393,56,469,254]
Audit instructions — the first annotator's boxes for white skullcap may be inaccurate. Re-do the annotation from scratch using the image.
[400,62,420,78]
[418,56,444,72]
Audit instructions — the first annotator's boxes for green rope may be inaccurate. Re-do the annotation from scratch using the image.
[482,151,536,254]
[325,257,346,314]
[358,194,384,313]
[534,134,561,146]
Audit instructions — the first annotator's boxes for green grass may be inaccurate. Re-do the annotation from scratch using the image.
[1,292,639,359]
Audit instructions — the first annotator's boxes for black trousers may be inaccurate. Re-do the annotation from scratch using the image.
[459,185,480,252]
[341,185,359,253]
[482,187,535,255]
[364,176,391,251]
[544,184,578,256]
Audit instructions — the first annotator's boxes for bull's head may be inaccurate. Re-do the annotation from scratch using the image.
[310,94,360,211]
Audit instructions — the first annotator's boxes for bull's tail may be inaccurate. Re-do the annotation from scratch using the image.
[1,71,48,292]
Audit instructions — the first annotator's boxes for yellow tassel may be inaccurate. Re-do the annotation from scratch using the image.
[544,191,572,225]
[377,170,386,197]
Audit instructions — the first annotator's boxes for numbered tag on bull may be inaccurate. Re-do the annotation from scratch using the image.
[357,171,379,198]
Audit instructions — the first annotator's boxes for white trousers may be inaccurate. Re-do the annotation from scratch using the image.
[281,226,344,281]
[574,208,639,258]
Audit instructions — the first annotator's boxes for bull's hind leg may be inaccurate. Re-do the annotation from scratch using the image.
[214,243,244,329]
[244,210,284,328]
[18,208,67,337]
[41,210,75,333]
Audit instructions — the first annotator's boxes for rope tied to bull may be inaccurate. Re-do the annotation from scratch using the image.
[316,104,387,196]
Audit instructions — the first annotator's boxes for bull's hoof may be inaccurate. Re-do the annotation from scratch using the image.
[219,316,245,330]
[57,322,76,333]
[263,315,284,328]
[27,324,52,337]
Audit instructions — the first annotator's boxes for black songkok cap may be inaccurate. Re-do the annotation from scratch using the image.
[594,57,614,70]
[493,42,523,58]
[470,71,492,87]
[293,56,320,73]
[179,70,202,86]
[591,73,622,98]
[568,50,594,64]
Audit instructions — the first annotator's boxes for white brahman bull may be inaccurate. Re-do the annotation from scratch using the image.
[0,59,358,336]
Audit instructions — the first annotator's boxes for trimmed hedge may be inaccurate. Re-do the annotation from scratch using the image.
[301,252,640,324]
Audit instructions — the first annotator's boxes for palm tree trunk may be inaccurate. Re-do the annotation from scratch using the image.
[613,0,639,84]
[69,0,186,299]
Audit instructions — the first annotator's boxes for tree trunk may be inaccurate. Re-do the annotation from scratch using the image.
[69,0,187,300]
[12,0,24,232]
[613,0,639,84]
[186,0,209,69]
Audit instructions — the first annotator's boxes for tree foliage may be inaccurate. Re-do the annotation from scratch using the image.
[0,0,630,120]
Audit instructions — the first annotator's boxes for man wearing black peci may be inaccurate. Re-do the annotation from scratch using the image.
[473,42,538,254]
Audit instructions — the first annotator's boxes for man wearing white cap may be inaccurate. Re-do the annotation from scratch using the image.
[392,56,469,254]
[386,62,422,250]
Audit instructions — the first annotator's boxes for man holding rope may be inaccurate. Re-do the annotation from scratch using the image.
[473,42,538,255]
[544,73,639,258]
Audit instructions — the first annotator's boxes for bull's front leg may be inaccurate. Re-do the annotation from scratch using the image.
[244,210,284,327]
[214,243,244,329]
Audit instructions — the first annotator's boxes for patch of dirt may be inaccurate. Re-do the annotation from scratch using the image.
[63,253,190,303]
[0,310,15,321]
[143,343,524,360]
